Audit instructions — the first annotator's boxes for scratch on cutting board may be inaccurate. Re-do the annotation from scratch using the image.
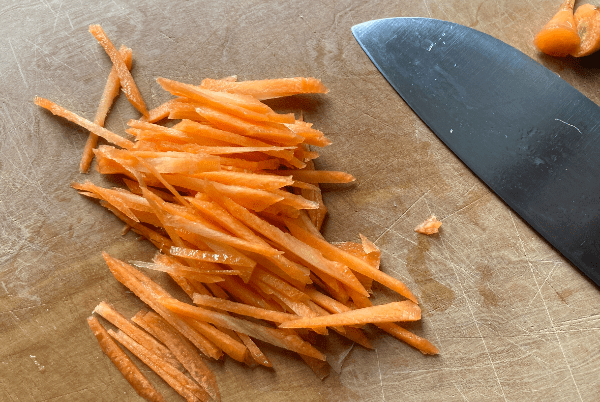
[555,119,582,134]
[508,211,584,401]
[375,349,386,402]
[422,0,433,18]
[526,262,559,308]
[8,39,28,89]
[373,190,429,244]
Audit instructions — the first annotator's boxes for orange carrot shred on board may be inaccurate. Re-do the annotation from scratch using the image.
[199,77,329,100]
[80,46,133,173]
[279,301,421,329]
[87,316,166,402]
[415,215,442,235]
[534,0,580,56]
[571,4,600,57]
[88,25,149,116]
[34,97,134,149]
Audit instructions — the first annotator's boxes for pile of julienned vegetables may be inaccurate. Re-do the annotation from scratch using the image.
[534,0,600,57]
[35,25,439,402]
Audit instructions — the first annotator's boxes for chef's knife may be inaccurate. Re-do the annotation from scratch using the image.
[352,17,600,285]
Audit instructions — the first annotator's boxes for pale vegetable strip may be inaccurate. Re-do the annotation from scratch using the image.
[80,46,133,173]
[161,297,326,361]
[109,329,208,402]
[169,246,256,267]
[199,77,329,100]
[87,317,166,402]
[192,293,298,323]
[285,219,418,304]
[103,252,223,360]
[279,301,421,329]
[93,301,182,370]
[88,25,148,117]
[34,97,134,149]
[142,312,221,402]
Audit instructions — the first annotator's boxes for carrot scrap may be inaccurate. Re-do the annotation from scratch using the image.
[572,4,600,57]
[534,0,580,57]
[192,293,297,323]
[414,215,442,235]
[87,316,165,402]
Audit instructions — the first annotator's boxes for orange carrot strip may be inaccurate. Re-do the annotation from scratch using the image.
[194,171,293,191]
[250,269,309,303]
[163,214,281,257]
[284,121,332,147]
[348,290,438,355]
[88,25,148,116]
[93,301,182,370]
[169,246,255,267]
[177,315,249,363]
[205,184,367,296]
[157,78,294,124]
[192,293,298,323]
[142,312,221,402]
[195,106,303,145]
[73,181,141,222]
[103,253,222,359]
[304,287,352,314]
[199,77,329,100]
[109,329,208,402]
[175,120,297,161]
[269,189,319,210]
[131,261,231,283]
[269,170,355,184]
[169,273,198,300]
[87,317,165,402]
[219,277,278,310]
[188,198,311,283]
[204,282,229,299]
[280,301,421,329]
[140,99,191,123]
[236,331,273,367]
[161,297,325,361]
[285,219,418,303]
[80,46,133,173]
[34,97,134,149]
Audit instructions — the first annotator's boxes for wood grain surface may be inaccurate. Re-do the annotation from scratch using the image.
[2,0,600,401]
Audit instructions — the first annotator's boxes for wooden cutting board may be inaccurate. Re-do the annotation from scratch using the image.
[2,1,600,401]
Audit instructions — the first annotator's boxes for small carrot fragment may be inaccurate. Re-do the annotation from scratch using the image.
[533,0,580,57]
[89,25,148,116]
[87,316,165,402]
[571,4,600,57]
[169,246,256,267]
[199,77,329,100]
[279,301,421,329]
[268,170,355,184]
[34,97,134,149]
[80,46,133,173]
[414,215,442,235]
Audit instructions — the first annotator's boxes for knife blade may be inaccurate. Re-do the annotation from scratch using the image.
[352,17,600,286]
